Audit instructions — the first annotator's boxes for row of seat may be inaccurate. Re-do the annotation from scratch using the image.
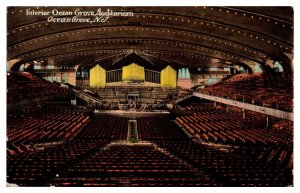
[7,106,90,155]
[172,99,293,186]
[7,140,109,186]
[200,74,293,111]
[52,176,217,187]
[51,144,216,187]
[177,108,293,146]
[155,140,293,186]
[75,115,128,140]
[137,116,189,140]
[7,72,68,103]
[93,86,177,99]
[184,103,215,111]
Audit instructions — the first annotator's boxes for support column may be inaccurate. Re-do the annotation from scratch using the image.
[266,116,269,128]
[226,105,229,113]
[214,101,217,107]
[284,52,293,74]
[242,109,246,120]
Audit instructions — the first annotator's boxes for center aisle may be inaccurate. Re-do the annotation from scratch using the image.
[127,120,138,143]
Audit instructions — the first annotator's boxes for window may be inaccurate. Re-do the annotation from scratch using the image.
[33,64,41,70]
[255,64,263,73]
[47,65,55,69]
[178,68,191,79]
[274,61,284,72]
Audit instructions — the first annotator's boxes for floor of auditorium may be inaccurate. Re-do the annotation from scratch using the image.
[7,109,293,187]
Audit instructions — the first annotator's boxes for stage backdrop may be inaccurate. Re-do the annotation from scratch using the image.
[122,63,145,81]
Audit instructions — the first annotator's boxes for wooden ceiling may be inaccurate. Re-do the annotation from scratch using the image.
[7,6,293,71]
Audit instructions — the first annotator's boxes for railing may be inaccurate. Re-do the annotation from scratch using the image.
[73,89,103,105]
[194,92,293,121]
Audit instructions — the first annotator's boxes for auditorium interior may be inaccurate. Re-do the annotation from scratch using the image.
[6,6,294,187]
